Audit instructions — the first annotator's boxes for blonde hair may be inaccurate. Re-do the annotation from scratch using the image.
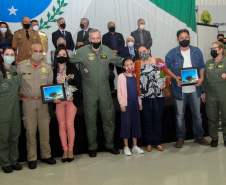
[212,41,225,56]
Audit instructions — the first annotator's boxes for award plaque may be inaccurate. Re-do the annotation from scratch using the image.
[179,67,199,86]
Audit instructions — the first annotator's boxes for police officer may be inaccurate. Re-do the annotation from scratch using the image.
[70,29,122,157]
[12,17,41,65]
[0,46,22,173]
[31,20,48,62]
[202,41,226,147]
[17,43,56,169]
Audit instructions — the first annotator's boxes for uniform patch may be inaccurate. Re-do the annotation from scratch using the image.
[84,68,89,74]
[222,73,226,80]
[208,64,214,70]
[89,53,95,61]
[22,73,31,75]
[1,83,8,90]
[218,65,224,69]
[13,72,18,76]
[41,68,46,73]
[6,72,11,79]
[101,55,107,59]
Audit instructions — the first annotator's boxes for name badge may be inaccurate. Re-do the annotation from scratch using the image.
[22,73,31,75]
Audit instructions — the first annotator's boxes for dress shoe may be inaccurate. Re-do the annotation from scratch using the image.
[106,148,120,155]
[194,137,209,146]
[210,140,218,147]
[61,158,67,163]
[156,145,164,151]
[175,140,184,148]
[28,161,37,169]
[41,157,56,165]
[67,151,74,162]
[88,150,97,157]
[145,146,152,152]
[12,163,22,170]
[2,166,13,173]
[67,158,74,162]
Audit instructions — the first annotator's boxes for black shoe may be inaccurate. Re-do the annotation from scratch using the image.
[61,158,67,163]
[67,158,74,162]
[107,148,120,155]
[224,141,226,147]
[12,163,22,171]
[88,150,97,157]
[210,140,218,147]
[2,166,13,173]
[41,157,56,165]
[28,161,37,169]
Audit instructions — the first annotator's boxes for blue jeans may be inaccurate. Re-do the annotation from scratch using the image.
[174,92,204,140]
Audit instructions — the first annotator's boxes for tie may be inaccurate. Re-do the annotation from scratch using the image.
[63,31,66,39]
[83,30,86,39]
[26,31,29,39]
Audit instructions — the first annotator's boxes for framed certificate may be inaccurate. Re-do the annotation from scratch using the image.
[40,84,66,104]
[179,67,199,86]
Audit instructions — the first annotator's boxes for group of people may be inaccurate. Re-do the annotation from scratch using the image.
[0,15,226,174]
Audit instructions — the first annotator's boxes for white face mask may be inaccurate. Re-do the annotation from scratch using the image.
[139,25,145,30]
[33,25,39,32]
[0,28,7,34]
[127,41,134,48]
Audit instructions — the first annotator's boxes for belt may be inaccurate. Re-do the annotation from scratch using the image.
[22,96,41,100]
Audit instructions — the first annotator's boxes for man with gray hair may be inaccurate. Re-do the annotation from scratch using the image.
[131,18,152,49]
[76,18,92,49]
[70,29,123,158]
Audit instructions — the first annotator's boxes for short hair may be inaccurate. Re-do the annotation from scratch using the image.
[217,34,224,39]
[107,21,115,28]
[30,43,43,50]
[81,18,89,25]
[176,29,190,39]
[22,16,30,22]
[57,37,66,44]
[31,20,38,24]
[126,36,135,42]
[137,19,144,24]
[57,17,64,23]
[89,29,101,38]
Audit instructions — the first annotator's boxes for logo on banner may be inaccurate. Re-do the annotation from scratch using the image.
[200,10,212,25]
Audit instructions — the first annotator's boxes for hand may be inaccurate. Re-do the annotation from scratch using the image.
[67,97,74,102]
[121,106,126,112]
[139,105,143,110]
[113,50,118,54]
[54,99,61,104]
[58,79,64,84]
[159,82,166,89]
[76,42,84,47]
[194,78,204,87]
[175,76,183,87]
[202,93,206,103]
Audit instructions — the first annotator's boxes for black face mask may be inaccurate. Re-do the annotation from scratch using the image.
[58,44,66,48]
[179,39,190,47]
[211,50,219,58]
[224,42,226,45]
[218,39,224,43]
[23,24,30,30]
[109,27,115,32]
[91,42,101,49]
[80,24,84,29]
[57,56,67,64]
[60,23,66,29]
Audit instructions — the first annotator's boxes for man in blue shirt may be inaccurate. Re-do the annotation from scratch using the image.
[165,29,209,148]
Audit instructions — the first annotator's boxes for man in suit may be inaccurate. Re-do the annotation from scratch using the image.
[76,18,92,49]
[12,17,41,65]
[102,21,125,92]
[118,36,138,61]
[52,18,74,51]
[131,19,152,49]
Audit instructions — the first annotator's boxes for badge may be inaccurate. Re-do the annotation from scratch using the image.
[27,62,30,65]
[84,68,89,74]
[218,65,224,69]
[1,83,8,90]
[222,73,226,80]
[89,53,95,61]
[41,68,46,73]
[22,73,31,75]
[101,55,107,59]
[208,64,214,70]
[6,71,11,79]
[13,72,18,75]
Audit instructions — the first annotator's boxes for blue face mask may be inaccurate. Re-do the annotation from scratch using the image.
[4,56,15,65]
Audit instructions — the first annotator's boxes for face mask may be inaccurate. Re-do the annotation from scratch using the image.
[218,39,224,43]
[91,42,101,49]
[33,25,39,32]
[0,28,7,34]
[60,23,66,29]
[223,42,226,45]
[23,24,30,30]
[58,44,66,48]
[127,42,134,48]
[80,24,84,29]
[57,56,67,64]
[4,56,15,65]
[125,66,135,73]
[139,52,149,61]
[31,53,43,62]
[139,25,145,30]
[179,39,190,47]
[109,27,115,32]
[211,50,219,58]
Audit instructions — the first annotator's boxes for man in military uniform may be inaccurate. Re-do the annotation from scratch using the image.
[70,29,122,157]
[17,43,56,169]
[12,17,41,65]
[31,20,48,62]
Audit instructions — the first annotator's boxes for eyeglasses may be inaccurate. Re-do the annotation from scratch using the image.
[210,47,219,50]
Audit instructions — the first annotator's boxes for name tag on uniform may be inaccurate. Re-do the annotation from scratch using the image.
[101,55,107,59]
[22,73,31,75]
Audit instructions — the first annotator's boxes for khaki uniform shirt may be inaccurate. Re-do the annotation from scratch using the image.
[12,29,41,62]
[38,31,48,61]
[16,59,53,97]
